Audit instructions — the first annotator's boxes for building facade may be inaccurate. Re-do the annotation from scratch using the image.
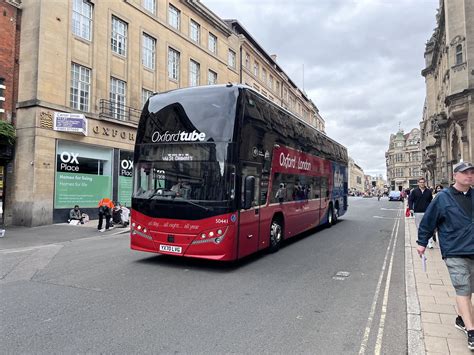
[386,128,423,191]
[0,0,21,210]
[5,0,242,226]
[420,0,474,186]
[225,20,325,132]
[5,0,324,226]
[348,157,364,194]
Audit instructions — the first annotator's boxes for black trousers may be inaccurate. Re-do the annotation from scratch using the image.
[98,212,111,230]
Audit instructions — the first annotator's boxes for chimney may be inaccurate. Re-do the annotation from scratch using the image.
[271,54,277,62]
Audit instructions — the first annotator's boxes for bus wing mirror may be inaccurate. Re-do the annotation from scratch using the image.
[243,176,255,209]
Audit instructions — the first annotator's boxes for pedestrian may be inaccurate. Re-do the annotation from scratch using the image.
[416,161,474,350]
[68,205,84,225]
[97,197,114,232]
[275,183,286,203]
[408,177,433,247]
[431,184,444,243]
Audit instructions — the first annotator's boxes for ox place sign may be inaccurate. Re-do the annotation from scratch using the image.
[92,125,135,142]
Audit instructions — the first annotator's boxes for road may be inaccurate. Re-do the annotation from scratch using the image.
[1,197,406,354]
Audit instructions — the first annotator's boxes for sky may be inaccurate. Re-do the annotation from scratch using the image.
[202,0,439,178]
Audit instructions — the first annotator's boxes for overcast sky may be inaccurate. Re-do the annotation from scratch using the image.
[202,0,439,178]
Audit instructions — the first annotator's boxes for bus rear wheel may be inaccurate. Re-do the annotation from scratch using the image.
[269,219,283,252]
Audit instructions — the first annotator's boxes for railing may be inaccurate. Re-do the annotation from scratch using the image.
[99,99,141,124]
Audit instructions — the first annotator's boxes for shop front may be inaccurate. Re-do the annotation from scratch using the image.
[53,140,133,223]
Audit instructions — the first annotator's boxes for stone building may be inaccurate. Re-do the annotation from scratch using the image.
[224,20,325,133]
[420,0,474,186]
[4,0,324,226]
[348,157,364,194]
[0,0,21,211]
[385,128,423,191]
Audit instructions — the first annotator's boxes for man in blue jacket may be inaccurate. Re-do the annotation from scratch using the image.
[417,161,474,350]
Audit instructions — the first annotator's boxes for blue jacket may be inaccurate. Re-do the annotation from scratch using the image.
[417,188,474,259]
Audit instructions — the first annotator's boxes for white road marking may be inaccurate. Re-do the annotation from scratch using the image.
[374,215,400,354]
[358,210,401,354]
[373,216,399,220]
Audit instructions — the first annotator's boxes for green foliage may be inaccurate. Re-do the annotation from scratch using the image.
[0,120,16,145]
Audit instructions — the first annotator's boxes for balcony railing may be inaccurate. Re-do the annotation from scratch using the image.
[99,99,141,124]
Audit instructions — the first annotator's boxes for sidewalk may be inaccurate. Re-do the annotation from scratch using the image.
[406,214,471,354]
[0,220,129,250]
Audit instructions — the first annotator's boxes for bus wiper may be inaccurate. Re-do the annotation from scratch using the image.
[178,199,213,211]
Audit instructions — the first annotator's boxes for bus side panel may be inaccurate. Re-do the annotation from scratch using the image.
[331,161,348,217]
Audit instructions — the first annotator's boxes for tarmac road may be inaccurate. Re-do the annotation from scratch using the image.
[0,197,406,354]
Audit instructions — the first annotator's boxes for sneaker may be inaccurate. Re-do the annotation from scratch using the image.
[99,228,105,232]
[456,315,467,333]
[468,330,474,350]
[427,241,434,249]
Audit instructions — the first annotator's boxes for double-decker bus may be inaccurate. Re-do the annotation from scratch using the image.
[131,84,348,261]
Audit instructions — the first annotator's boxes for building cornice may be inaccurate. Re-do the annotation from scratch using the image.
[445,88,473,106]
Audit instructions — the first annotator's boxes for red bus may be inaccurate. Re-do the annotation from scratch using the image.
[131,84,348,261]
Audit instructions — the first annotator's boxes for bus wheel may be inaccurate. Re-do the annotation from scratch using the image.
[269,219,283,252]
[327,206,334,228]
[333,207,339,224]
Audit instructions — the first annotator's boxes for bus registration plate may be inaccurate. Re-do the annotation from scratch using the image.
[159,244,182,254]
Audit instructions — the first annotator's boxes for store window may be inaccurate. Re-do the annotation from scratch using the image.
[55,141,113,208]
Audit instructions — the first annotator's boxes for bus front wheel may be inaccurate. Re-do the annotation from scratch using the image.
[269,219,283,252]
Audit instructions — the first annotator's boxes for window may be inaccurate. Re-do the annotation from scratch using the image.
[70,63,91,112]
[142,33,156,70]
[456,44,463,65]
[110,77,126,120]
[208,32,217,54]
[111,16,127,56]
[269,75,274,90]
[189,60,200,87]
[253,61,259,77]
[245,53,250,69]
[142,88,153,108]
[228,49,236,69]
[262,68,267,83]
[72,0,92,41]
[207,70,217,85]
[143,0,156,14]
[276,81,280,94]
[168,4,180,30]
[0,78,4,115]
[168,48,180,81]
[190,20,200,43]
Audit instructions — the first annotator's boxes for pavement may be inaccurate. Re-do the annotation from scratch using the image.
[405,208,472,354]
[0,220,129,250]
[0,210,469,353]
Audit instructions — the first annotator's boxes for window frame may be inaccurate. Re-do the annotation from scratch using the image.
[110,77,127,120]
[207,69,217,85]
[455,44,463,65]
[228,49,236,69]
[208,32,217,54]
[142,33,156,70]
[189,59,200,87]
[189,19,200,43]
[142,0,156,15]
[168,4,181,30]
[111,16,128,56]
[168,47,180,81]
[70,63,91,112]
[72,0,93,41]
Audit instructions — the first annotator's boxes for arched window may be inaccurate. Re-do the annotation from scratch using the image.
[456,44,463,65]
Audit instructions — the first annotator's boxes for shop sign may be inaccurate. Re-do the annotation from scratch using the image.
[118,150,133,206]
[54,113,87,135]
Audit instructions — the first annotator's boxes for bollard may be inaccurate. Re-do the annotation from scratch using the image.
[0,229,5,238]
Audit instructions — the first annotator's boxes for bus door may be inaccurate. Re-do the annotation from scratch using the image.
[238,163,261,258]
[320,176,329,221]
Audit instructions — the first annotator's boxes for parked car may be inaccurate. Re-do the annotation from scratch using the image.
[388,191,402,201]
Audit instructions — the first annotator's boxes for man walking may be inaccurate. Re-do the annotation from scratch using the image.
[417,161,474,350]
[408,177,433,246]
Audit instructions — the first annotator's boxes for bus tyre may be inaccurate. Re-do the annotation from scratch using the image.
[269,219,283,252]
[333,206,339,225]
[327,206,334,228]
